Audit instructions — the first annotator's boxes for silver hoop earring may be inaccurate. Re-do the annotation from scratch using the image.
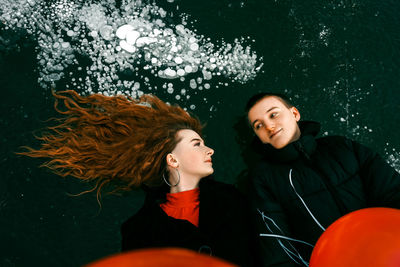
[163,169,180,187]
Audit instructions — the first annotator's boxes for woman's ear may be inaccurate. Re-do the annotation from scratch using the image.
[166,153,179,168]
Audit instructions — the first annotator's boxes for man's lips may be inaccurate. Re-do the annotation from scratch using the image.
[270,128,282,138]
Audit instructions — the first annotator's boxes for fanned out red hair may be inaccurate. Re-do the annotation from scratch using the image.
[19,90,203,200]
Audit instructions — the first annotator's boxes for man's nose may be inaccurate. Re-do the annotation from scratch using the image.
[265,121,275,131]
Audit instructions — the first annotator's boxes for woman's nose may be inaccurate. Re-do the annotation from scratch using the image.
[206,147,214,156]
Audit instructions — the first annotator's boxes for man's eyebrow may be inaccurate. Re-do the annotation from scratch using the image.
[251,107,279,128]
[267,106,279,113]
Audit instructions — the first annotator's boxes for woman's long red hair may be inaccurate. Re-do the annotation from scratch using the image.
[19,90,203,200]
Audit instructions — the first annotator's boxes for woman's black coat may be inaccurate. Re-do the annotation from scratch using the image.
[121,177,259,267]
[248,121,400,266]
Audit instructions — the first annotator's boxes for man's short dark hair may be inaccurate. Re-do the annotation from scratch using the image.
[245,92,294,112]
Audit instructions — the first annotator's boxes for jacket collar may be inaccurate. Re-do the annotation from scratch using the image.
[141,176,215,206]
[251,121,320,163]
[141,177,232,232]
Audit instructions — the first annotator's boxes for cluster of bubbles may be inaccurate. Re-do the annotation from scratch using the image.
[0,0,262,107]
[385,145,400,174]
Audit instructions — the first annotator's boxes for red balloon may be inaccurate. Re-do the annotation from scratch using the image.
[84,247,238,267]
[310,208,400,267]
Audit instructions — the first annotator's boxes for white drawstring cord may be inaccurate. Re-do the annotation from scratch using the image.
[258,168,327,266]
[289,169,326,231]
[258,209,310,266]
[259,233,314,247]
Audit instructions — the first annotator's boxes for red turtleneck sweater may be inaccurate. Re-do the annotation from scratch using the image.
[160,188,200,227]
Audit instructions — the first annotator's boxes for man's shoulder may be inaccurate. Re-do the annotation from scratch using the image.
[251,158,277,172]
[248,158,289,184]
[314,135,366,169]
[316,135,354,150]
[316,134,349,143]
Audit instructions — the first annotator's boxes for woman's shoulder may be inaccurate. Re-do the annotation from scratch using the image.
[120,200,169,251]
[121,197,164,232]
[121,206,147,232]
[199,177,247,204]
[200,177,240,192]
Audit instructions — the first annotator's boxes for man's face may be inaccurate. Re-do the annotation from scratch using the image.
[247,96,301,149]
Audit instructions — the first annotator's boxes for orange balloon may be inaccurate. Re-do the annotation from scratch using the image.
[84,247,238,267]
[310,208,400,267]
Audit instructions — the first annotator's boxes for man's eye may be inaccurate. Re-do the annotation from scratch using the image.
[271,112,278,118]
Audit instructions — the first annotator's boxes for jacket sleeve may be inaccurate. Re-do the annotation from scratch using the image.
[352,140,400,208]
[250,166,302,267]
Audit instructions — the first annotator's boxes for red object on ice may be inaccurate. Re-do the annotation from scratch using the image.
[310,207,400,267]
[84,247,238,267]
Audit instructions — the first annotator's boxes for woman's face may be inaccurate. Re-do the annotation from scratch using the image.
[169,129,214,179]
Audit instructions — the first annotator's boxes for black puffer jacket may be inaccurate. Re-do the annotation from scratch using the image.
[121,177,259,267]
[249,121,400,266]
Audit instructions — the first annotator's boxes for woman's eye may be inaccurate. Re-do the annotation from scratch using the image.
[255,123,262,130]
[194,142,201,146]
[271,112,278,118]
